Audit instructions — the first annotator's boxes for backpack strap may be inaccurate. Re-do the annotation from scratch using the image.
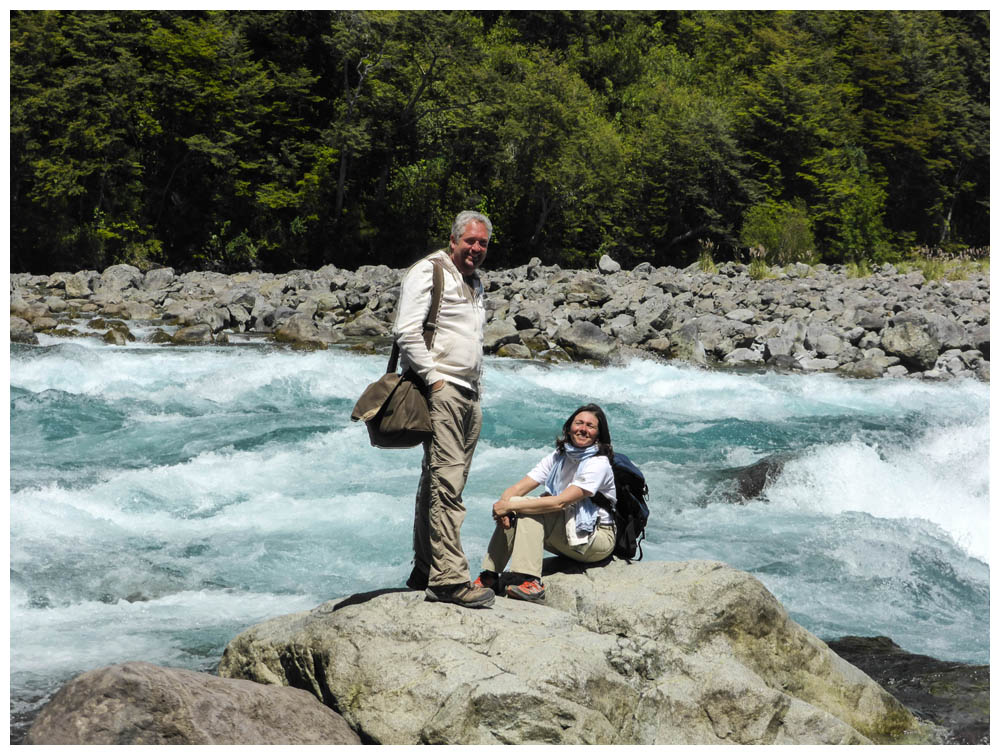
[386,255,445,375]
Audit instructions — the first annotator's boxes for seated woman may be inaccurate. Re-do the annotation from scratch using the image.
[475,403,617,602]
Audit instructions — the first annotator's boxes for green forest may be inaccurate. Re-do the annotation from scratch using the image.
[10,9,990,275]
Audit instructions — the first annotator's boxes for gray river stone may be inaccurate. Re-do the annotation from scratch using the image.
[25,661,360,745]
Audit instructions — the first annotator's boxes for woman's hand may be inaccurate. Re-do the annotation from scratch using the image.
[492,499,513,529]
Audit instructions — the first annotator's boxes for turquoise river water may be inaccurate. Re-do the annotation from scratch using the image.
[9,335,990,737]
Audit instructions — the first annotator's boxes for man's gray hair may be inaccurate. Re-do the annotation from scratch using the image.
[450,210,492,242]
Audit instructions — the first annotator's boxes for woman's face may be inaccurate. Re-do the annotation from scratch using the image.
[568,411,600,448]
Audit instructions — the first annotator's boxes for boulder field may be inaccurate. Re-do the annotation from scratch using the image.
[27,560,947,745]
[9,255,990,381]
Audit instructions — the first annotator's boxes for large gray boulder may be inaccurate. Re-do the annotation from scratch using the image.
[171,323,213,344]
[483,318,520,352]
[669,321,708,366]
[65,271,96,298]
[25,661,360,745]
[274,313,331,348]
[880,321,941,371]
[554,320,617,362]
[597,254,621,274]
[99,263,144,292]
[218,560,921,745]
[143,267,176,291]
[341,310,388,338]
[11,316,38,344]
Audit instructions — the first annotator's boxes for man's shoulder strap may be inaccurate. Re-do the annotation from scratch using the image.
[423,257,445,349]
[387,254,446,374]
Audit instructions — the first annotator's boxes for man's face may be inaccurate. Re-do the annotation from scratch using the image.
[449,221,489,276]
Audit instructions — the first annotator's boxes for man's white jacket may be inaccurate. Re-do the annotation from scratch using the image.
[393,250,485,392]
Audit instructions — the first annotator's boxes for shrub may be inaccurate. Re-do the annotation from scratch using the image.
[846,259,872,278]
[740,199,815,266]
[697,238,718,273]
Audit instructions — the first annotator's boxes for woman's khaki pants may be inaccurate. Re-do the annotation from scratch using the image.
[481,496,615,579]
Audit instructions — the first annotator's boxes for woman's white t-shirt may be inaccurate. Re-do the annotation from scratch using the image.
[527,450,616,527]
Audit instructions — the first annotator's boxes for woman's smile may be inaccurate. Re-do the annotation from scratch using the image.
[569,411,600,447]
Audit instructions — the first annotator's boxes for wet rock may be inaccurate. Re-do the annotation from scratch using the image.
[274,313,330,349]
[171,324,213,344]
[826,636,988,745]
[11,316,38,344]
[146,329,174,344]
[497,342,532,359]
[25,661,360,745]
[707,454,791,503]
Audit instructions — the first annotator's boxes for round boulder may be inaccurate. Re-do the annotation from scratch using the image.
[880,322,940,372]
[25,661,360,745]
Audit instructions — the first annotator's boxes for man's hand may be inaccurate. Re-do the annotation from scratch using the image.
[431,379,445,391]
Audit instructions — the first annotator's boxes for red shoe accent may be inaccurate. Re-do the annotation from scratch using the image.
[506,578,545,602]
[473,571,497,591]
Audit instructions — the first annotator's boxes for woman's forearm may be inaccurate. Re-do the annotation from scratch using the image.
[498,476,539,502]
[496,485,589,517]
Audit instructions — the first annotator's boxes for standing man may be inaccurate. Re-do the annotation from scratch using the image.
[394,210,494,608]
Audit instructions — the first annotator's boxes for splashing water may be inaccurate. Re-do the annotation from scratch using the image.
[10,338,990,737]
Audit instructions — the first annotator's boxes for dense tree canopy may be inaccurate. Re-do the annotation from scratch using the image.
[10,9,989,274]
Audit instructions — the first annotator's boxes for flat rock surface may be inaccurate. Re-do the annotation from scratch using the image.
[219,559,923,745]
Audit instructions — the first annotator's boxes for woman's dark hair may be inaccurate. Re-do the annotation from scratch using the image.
[556,403,614,460]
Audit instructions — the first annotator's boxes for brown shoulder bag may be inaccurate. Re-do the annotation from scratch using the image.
[351,258,444,448]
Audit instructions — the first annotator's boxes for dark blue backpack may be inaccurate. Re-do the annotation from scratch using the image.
[594,452,650,562]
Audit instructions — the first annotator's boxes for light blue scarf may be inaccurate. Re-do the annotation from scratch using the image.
[546,444,602,546]
[544,443,599,496]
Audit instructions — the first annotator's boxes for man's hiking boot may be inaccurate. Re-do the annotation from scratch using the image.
[405,565,429,591]
[425,582,495,609]
[473,570,498,593]
[506,577,545,603]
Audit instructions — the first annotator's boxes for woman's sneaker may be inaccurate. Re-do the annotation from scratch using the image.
[506,577,545,603]
[473,570,498,593]
[425,582,495,609]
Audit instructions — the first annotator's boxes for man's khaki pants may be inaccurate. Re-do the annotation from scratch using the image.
[481,496,616,579]
[413,382,482,587]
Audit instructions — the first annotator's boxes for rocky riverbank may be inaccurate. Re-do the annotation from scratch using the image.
[9,256,990,381]
[26,559,962,745]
